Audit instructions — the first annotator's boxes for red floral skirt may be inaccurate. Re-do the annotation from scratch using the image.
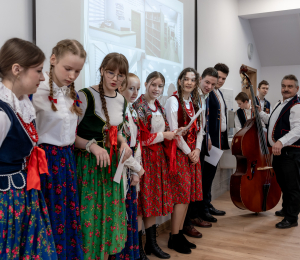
[138,143,173,217]
[170,148,203,204]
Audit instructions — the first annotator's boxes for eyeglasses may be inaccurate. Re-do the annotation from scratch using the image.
[105,70,125,82]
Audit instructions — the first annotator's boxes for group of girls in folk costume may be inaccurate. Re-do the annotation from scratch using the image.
[165,68,203,254]
[0,38,57,259]
[0,37,205,260]
[75,53,133,260]
[32,40,86,259]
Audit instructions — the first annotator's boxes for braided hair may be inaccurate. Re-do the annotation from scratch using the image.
[177,67,201,128]
[49,39,86,115]
[98,53,129,129]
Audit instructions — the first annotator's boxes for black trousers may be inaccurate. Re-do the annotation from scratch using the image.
[273,147,300,223]
[184,134,222,226]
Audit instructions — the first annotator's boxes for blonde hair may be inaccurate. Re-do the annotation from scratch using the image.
[120,72,139,92]
[49,39,87,115]
[98,53,129,129]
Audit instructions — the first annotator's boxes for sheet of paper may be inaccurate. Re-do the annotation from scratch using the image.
[114,148,126,184]
[176,109,202,136]
[204,145,224,166]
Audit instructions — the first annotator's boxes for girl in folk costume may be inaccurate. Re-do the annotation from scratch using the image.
[165,67,203,254]
[0,38,57,259]
[110,73,145,260]
[133,71,175,260]
[75,53,132,260]
[32,39,86,259]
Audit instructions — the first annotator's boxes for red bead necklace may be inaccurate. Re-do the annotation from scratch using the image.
[17,114,39,142]
[149,102,158,113]
[185,101,194,117]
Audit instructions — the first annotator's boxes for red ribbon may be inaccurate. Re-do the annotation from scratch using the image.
[139,119,158,151]
[164,138,177,175]
[48,96,57,104]
[27,146,49,191]
[107,126,118,173]
[73,99,82,106]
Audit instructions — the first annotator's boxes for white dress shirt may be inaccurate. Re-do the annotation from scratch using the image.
[32,72,78,146]
[234,104,252,132]
[214,89,227,132]
[260,97,300,147]
[165,95,202,155]
[0,82,36,146]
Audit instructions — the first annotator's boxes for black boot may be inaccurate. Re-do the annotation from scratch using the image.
[179,229,196,249]
[144,224,170,259]
[168,233,191,254]
[138,230,149,260]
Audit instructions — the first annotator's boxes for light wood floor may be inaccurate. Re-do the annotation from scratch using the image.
[151,191,300,260]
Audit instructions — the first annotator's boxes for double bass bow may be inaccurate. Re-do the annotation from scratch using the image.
[230,65,281,213]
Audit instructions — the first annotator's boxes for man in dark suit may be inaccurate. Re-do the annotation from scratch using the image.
[199,63,230,223]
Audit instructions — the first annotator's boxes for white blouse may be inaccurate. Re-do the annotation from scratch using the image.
[78,87,124,135]
[32,72,78,146]
[0,82,36,146]
[123,104,142,173]
[165,95,202,155]
[141,99,165,146]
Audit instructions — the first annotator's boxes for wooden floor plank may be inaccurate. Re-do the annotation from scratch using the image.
[148,192,299,260]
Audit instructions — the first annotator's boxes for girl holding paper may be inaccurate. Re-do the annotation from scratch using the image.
[109,73,145,260]
[75,53,132,260]
[132,71,175,260]
[165,67,203,255]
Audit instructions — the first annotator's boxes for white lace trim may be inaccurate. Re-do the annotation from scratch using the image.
[0,82,36,123]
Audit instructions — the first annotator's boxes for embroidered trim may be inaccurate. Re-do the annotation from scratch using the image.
[0,82,36,123]
[0,171,26,191]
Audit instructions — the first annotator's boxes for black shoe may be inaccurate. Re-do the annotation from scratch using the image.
[168,233,191,254]
[275,219,298,229]
[179,230,196,249]
[137,230,149,260]
[201,212,217,223]
[144,224,170,259]
[209,206,226,216]
[275,209,285,217]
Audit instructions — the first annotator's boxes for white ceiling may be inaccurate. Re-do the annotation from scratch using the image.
[248,13,300,67]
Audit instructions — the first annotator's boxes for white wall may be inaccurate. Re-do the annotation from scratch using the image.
[0,0,32,46]
[261,65,300,107]
[36,0,84,90]
[197,0,262,111]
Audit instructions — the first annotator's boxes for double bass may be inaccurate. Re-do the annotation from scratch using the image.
[230,65,281,213]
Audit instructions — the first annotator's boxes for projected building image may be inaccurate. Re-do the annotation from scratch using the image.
[86,0,184,104]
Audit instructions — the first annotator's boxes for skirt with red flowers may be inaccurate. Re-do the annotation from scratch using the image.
[0,181,57,259]
[40,144,83,260]
[75,147,126,260]
[170,148,203,204]
[138,143,173,217]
